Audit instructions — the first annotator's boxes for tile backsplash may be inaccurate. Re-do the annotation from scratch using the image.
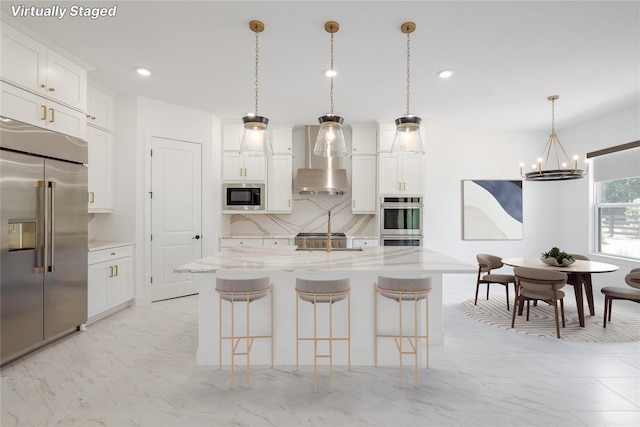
[225,193,376,237]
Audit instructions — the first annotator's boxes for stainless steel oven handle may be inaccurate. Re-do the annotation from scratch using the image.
[380,204,424,208]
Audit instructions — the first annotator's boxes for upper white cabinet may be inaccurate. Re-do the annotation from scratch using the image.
[87,84,116,212]
[378,153,423,195]
[221,122,243,151]
[270,125,293,153]
[87,126,115,212]
[351,155,377,213]
[350,124,378,213]
[87,84,115,132]
[351,124,377,154]
[1,23,87,112]
[0,82,86,139]
[221,122,266,182]
[222,152,266,182]
[267,154,293,212]
[266,125,293,212]
[377,121,397,152]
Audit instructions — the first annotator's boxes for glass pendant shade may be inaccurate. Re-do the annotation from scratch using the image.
[314,114,347,157]
[391,116,424,155]
[240,115,272,157]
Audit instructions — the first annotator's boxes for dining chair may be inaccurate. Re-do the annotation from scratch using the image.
[601,268,640,328]
[475,254,516,310]
[511,267,567,338]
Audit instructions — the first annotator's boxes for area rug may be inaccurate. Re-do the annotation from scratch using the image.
[461,298,640,343]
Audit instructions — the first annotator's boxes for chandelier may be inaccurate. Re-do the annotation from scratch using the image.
[390,22,424,155]
[314,21,347,158]
[239,20,273,157]
[520,95,588,181]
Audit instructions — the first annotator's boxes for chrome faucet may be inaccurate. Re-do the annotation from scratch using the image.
[326,210,332,253]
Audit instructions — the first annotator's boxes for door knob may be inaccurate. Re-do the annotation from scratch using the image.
[192,235,201,240]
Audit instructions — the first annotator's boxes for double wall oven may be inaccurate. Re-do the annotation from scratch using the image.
[380,196,423,246]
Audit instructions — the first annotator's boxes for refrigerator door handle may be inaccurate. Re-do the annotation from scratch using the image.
[48,181,55,273]
[34,181,47,274]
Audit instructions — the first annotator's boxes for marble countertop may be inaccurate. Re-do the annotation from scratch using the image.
[88,241,135,251]
[175,246,475,274]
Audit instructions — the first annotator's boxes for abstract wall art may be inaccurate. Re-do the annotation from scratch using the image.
[462,180,523,240]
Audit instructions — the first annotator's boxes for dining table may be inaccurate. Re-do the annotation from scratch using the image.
[501,257,619,327]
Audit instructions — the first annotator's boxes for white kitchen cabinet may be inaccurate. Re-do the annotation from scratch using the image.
[1,23,87,112]
[0,82,87,139]
[351,124,377,154]
[351,238,379,248]
[267,154,293,212]
[378,153,423,195]
[222,122,243,151]
[263,238,291,247]
[270,125,293,153]
[219,238,265,248]
[351,155,377,213]
[87,84,115,132]
[222,152,266,182]
[377,121,397,152]
[87,126,114,212]
[88,245,134,320]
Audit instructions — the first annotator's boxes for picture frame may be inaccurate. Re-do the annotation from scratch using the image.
[462,180,523,240]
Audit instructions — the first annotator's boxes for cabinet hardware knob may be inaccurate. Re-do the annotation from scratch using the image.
[192,235,201,240]
[40,84,46,88]
[48,87,55,92]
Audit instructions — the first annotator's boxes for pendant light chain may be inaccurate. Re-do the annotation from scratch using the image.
[329,30,335,115]
[550,96,555,136]
[405,29,411,116]
[254,26,260,115]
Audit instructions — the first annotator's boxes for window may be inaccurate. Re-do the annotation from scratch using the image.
[590,141,640,260]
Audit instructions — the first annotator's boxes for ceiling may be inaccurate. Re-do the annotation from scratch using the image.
[2,1,639,132]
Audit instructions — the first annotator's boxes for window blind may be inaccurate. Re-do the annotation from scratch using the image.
[588,141,640,182]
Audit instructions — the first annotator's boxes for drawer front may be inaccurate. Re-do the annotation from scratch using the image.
[88,245,132,265]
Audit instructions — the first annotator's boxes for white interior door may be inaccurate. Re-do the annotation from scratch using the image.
[151,137,202,301]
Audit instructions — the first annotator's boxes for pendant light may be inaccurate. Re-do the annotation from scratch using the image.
[520,95,588,181]
[391,22,425,155]
[314,21,347,158]
[239,20,273,157]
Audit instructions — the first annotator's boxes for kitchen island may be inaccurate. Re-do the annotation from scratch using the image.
[175,246,475,366]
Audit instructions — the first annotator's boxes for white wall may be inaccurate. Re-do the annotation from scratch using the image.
[97,96,220,303]
[423,103,640,313]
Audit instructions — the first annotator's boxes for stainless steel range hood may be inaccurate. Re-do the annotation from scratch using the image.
[295,125,347,195]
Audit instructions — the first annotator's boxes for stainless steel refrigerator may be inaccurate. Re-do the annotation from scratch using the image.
[1,117,88,366]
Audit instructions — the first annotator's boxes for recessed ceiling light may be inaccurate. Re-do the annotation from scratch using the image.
[135,66,152,76]
[437,69,454,79]
[325,69,337,77]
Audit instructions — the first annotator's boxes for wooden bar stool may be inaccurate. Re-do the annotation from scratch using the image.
[216,276,273,389]
[375,276,432,388]
[295,277,351,392]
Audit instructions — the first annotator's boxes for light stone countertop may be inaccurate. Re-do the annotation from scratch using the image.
[88,241,135,251]
[174,245,475,275]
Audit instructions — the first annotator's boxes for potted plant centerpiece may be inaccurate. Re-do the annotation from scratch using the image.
[540,247,575,266]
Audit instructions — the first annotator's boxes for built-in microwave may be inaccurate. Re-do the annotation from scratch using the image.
[223,183,265,211]
[380,197,423,236]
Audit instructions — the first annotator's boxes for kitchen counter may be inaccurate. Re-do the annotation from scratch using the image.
[175,246,475,366]
[88,240,135,251]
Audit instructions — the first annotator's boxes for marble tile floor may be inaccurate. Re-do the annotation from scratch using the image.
[1,280,639,427]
